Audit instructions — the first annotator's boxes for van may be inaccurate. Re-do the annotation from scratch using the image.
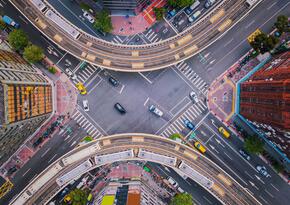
[188,10,201,23]
[218,127,230,138]
[185,0,200,15]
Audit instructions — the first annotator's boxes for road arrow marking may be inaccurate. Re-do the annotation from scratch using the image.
[215,138,225,147]
[211,119,218,128]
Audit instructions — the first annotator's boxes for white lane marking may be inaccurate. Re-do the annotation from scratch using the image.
[270,183,279,191]
[224,152,233,160]
[267,1,277,10]
[55,52,68,65]
[22,168,31,177]
[119,84,125,94]
[19,16,28,24]
[259,196,269,204]
[70,141,77,147]
[87,78,103,95]
[41,148,51,158]
[245,20,255,29]
[48,154,57,164]
[265,189,274,198]
[144,97,149,106]
[202,196,213,204]
[138,72,152,84]
[223,38,234,47]
[244,171,254,179]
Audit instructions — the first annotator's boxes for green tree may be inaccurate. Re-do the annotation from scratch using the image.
[8,29,29,51]
[65,189,89,205]
[48,66,57,74]
[250,32,279,54]
[274,15,289,33]
[154,7,166,21]
[168,0,194,8]
[94,10,113,33]
[170,193,193,205]
[23,44,44,63]
[244,135,264,154]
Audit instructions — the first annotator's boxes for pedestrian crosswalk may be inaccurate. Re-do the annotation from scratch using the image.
[144,29,161,43]
[71,109,103,139]
[73,65,102,85]
[175,62,209,94]
[111,35,123,44]
[160,101,208,138]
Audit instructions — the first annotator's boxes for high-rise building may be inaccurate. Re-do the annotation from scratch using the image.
[0,43,53,165]
[239,51,290,160]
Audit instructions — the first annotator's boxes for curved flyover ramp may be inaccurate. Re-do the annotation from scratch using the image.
[10,133,261,205]
[10,0,260,72]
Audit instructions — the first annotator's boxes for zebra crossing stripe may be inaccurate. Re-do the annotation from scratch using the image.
[153,37,159,42]
[77,73,86,81]
[148,32,155,39]
[193,77,201,85]
[116,35,122,42]
[86,125,94,133]
[86,66,95,73]
[198,82,207,89]
[81,70,91,78]
[188,108,197,118]
[84,123,91,129]
[196,80,205,88]
[194,104,202,113]
[183,112,194,121]
[174,121,184,130]
[79,118,88,126]
[200,101,207,108]
[72,111,80,118]
[197,103,205,111]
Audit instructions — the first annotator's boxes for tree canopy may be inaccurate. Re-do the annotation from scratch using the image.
[94,10,113,33]
[274,15,289,33]
[65,188,89,205]
[168,0,194,8]
[244,135,264,154]
[170,193,193,205]
[8,29,29,51]
[23,44,44,63]
[250,32,279,54]
[153,7,166,21]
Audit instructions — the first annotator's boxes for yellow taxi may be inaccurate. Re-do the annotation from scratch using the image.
[76,82,87,95]
[218,127,230,138]
[194,141,206,154]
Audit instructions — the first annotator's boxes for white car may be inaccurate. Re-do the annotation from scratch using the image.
[256,165,270,177]
[83,100,89,112]
[149,105,163,117]
[189,91,199,103]
[167,177,178,188]
[83,11,94,23]
[65,68,77,80]
[177,187,185,193]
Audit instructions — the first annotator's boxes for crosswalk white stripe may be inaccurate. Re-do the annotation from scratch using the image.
[194,104,202,113]
[86,125,94,133]
[196,79,205,88]
[145,29,152,37]
[116,35,122,42]
[188,73,197,81]
[150,34,158,41]
[188,108,197,118]
[84,123,91,129]
[72,111,80,118]
[183,112,194,121]
[175,120,184,128]
[191,106,200,116]
[89,128,97,135]
[113,38,119,44]
[174,122,183,130]
[81,70,91,78]
[199,81,207,89]
[167,126,176,134]
[200,100,207,108]
[163,130,171,137]
[197,103,205,111]
[153,38,159,43]
[79,119,88,126]
[77,73,87,81]
[180,115,187,121]
[193,77,201,85]
[148,32,155,39]
[94,133,102,138]
[86,66,95,73]
[76,115,85,123]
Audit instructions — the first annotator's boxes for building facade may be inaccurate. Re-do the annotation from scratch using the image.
[239,51,290,162]
[0,44,53,165]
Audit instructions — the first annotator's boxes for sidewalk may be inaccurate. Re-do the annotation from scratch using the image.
[0,57,78,179]
[207,51,260,128]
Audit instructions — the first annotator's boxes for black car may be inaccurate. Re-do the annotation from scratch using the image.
[239,149,251,161]
[114,103,126,114]
[108,77,119,87]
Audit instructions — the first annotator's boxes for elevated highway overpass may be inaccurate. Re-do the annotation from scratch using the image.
[10,133,261,205]
[10,0,261,72]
